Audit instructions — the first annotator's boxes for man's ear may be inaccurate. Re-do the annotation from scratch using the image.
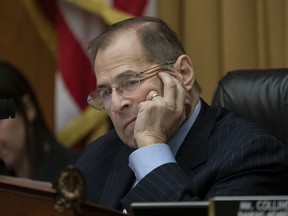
[174,54,195,91]
[21,94,37,122]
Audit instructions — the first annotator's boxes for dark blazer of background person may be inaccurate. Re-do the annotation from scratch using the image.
[0,61,79,182]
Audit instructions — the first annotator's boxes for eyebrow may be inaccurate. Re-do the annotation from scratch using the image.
[96,69,138,89]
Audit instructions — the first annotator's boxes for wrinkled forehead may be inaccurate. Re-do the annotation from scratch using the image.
[94,53,146,76]
[93,32,150,78]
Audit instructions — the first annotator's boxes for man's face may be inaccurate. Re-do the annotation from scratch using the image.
[93,32,164,148]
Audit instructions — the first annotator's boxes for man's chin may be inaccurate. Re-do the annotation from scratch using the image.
[117,129,137,149]
[126,140,138,149]
[122,135,138,149]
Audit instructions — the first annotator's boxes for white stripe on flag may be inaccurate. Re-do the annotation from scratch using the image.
[55,72,80,132]
[55,1,107,133]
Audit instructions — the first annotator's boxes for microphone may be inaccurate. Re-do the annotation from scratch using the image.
[0,99,16,120]
[0,159,5,174]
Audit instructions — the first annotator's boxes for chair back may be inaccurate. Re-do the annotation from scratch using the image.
[211,68,288,145]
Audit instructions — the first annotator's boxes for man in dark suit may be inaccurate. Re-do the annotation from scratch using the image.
[76,16,288,213]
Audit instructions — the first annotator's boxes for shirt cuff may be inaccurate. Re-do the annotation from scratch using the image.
[129,144,176,185]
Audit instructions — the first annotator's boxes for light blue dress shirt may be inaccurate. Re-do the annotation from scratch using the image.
[129,100,201,185]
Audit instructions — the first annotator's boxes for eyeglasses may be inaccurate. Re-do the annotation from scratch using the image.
[87,61,175,110]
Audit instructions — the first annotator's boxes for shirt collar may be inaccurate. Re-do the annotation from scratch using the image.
[168,100,201,155]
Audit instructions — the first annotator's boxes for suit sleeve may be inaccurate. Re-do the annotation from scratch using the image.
[204,134,288,198]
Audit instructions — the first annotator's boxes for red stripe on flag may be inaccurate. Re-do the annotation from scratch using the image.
[57,12,95,110]
[113,0,148,16]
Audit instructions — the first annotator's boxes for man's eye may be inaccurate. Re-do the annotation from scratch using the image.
[98,88,111,98]
[121,79,140,88]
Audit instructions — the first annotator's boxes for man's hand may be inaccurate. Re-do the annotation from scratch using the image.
[134,72,189,148]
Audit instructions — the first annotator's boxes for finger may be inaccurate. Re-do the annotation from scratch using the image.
[158,72,184,103]
[151,93,159,100]
[146,91,161,101]
[158,72,187,114]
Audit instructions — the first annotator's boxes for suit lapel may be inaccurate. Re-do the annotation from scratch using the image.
[176,100,216,170]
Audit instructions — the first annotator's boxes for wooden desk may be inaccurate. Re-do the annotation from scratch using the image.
[0,166,128,216]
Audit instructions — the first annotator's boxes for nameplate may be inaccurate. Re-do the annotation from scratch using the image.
[131,201,208,216]
[209,196,288,216]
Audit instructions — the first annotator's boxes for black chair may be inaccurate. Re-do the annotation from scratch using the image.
[211,68,288,146]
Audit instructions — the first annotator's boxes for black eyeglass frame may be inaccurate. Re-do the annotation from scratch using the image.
[87,61,176,110]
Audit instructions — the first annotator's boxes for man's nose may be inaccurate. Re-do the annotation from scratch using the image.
[109,89,130,112]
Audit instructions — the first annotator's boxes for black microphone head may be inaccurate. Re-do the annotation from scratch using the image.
[0,159,6,175]
[0,99,16,119]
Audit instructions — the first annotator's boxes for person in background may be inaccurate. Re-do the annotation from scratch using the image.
[0,60,79,182]
[76,16,288,213]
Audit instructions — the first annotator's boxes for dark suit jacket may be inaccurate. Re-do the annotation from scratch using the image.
[76,99,288,213]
